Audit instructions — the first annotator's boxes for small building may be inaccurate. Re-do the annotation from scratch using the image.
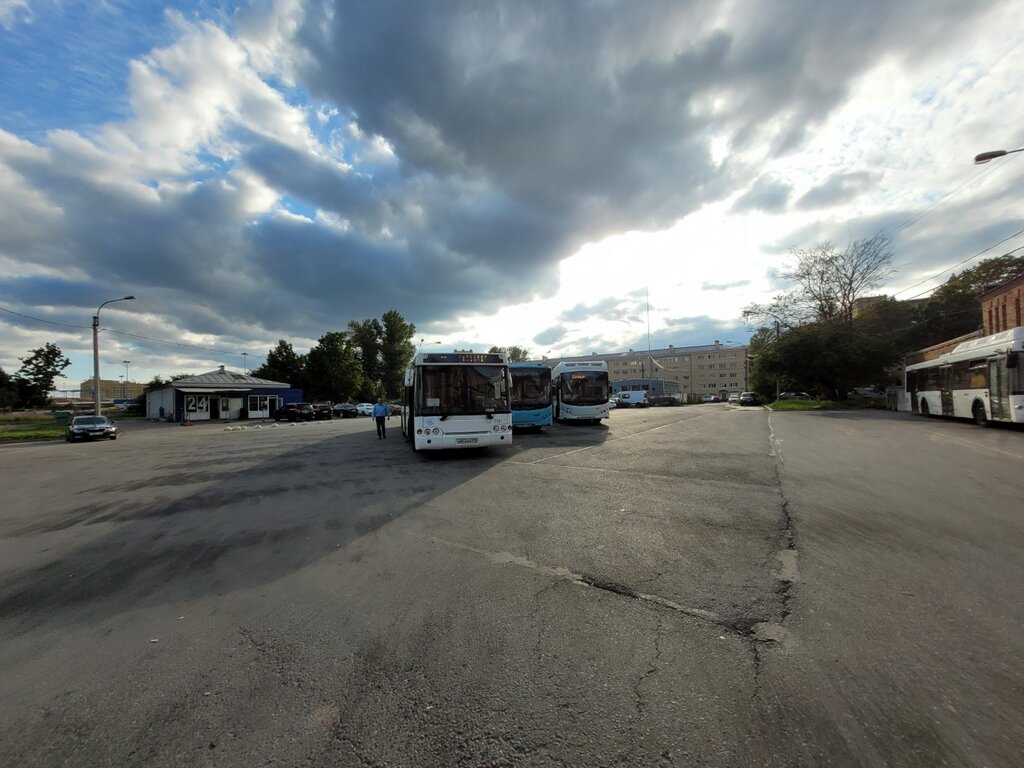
[611,378,680,396]
[145,366,302,422]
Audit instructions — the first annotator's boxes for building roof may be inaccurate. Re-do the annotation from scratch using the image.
[171,367,290,388]
[979,272,1024,300]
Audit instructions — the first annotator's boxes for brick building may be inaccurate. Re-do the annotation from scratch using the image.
[981,273,1024,335]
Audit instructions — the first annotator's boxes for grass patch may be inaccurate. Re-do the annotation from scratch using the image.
[0,423,65,441]
[768,398,886,411]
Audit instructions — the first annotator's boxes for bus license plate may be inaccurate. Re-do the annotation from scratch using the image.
[455,437,478,444]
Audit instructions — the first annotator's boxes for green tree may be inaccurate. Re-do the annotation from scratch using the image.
[488,345,531,362]
[908,253,1024,348]
[16,342,71,407]
[305,331,363,401]
[251,340,305,386]
[380,310,416,400]
[348,318,384,399]
[0,367,19,410]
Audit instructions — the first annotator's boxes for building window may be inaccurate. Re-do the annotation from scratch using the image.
[1002,303,1008,330]
[1016,297,1021,327]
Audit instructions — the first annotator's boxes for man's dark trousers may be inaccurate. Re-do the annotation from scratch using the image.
[375,416,386,438]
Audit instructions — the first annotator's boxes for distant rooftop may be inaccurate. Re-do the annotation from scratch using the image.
[530,341,747,364]
[171,366,290,388]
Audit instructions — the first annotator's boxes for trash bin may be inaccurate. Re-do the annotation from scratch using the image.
[54,410,72,426]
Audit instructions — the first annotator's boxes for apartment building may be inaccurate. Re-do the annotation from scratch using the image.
[542,341,748,396]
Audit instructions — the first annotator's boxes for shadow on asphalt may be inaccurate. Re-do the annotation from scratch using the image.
[0,418,612,632]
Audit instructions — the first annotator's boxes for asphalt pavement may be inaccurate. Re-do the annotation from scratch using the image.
[0,406,1020,766]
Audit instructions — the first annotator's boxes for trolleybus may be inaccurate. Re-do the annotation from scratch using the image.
[903,326,1024,426]
[551,360,610,423]
[510,363,553,429]
[401,351,513,450]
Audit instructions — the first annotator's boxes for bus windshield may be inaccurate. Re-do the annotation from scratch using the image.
[511,368,551,407]
[418,365,510,416]
[560,371,608,405]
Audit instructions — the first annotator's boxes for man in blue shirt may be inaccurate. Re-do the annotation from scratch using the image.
[372,397,390,439]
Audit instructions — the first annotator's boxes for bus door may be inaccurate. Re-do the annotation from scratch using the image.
[940,365,954,416]
[988,357,1008,421]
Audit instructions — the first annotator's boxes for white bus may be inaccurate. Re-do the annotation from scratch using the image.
[401,351,513,450]
[903,326,1024,426]
[551,360,611,423]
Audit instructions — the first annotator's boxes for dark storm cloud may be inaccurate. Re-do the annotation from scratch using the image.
[795,171,881,209]
[731,175,792,214]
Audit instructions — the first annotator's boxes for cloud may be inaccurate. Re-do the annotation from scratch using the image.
[730,175,792,213]
[702,280,752,292]
[1,0,1020,386]
[795,171,881,209]
[533,325,568,346]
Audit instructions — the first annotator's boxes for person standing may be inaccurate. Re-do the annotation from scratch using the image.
[372,397,389,439]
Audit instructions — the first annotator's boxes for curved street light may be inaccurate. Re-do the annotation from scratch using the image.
[974,148,1024,165]
[93,296,135,416]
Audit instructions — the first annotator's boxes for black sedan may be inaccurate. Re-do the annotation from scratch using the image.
[739,392,762,406]
[274,403,316,422]
[66,415,118,441]
[312,403,334,420]
[333,402,359,418]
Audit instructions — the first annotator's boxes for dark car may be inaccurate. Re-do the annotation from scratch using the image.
[312,403,333,420]
[66,415,118,441]
[333,402,358,418]
[274,402,316,422]
[739,392,761,406]
[778,391,812,400]
[388,403,403,416]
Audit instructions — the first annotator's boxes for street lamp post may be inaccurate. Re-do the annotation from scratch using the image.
[93,296,135,416]
[974,148,1024,164]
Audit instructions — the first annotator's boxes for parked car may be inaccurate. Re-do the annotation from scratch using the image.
[311,403,333,420]
[727,393,741,404]
[333,402,358,418]
[66,415,118,441]
[616,391,649,407]
[274,403,316,422]
[739,392,761,406]
[387,403,402,416]
[356,403,374,416]
[701,394,715,403]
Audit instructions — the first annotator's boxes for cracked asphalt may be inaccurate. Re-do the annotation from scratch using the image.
[0,406,1021,766]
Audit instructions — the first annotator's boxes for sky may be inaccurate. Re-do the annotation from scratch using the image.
[1,0,1023,392]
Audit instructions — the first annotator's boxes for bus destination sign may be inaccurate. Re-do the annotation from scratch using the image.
[423,353,505,364]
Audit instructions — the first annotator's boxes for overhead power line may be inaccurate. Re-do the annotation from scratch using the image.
[892,229,1024,301]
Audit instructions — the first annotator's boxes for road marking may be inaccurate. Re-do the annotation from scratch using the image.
[503,461,683,482]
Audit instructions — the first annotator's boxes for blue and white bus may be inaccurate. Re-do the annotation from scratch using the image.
[401,351,513,450]
[551,360,610,423]
[510,363,553,429]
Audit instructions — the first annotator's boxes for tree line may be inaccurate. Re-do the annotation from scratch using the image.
[0,343,70,410]
[743,233,1023,400]
[249,309,416,403]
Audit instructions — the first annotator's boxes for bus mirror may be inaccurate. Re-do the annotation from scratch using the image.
[1008,351,1019,369]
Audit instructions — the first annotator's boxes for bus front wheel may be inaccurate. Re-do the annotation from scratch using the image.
[972,401,989,427]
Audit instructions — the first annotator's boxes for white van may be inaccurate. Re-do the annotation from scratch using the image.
[616,391,649,407]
